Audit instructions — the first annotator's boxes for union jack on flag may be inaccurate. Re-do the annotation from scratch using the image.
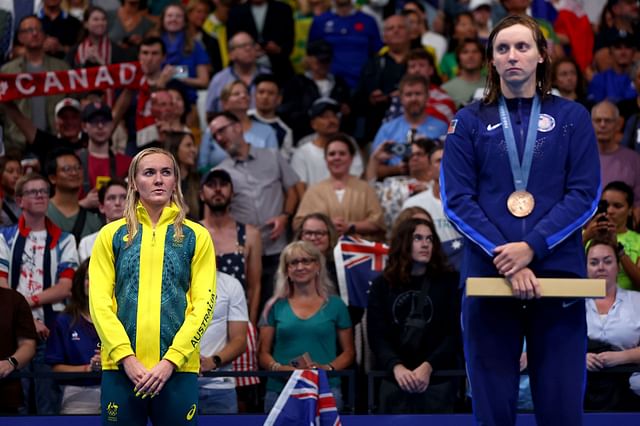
[264,369,341,426]
[334,235,389,308]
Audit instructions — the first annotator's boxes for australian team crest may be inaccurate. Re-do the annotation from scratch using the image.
[538,114,555,132]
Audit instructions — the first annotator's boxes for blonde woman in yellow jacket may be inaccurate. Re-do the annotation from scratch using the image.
[89,148,216,425]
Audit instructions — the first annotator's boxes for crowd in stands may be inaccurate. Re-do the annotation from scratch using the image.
[0,0,639,417]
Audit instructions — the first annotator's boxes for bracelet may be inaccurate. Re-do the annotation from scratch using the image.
[6,356,18,370]
[327,363,335,371]
[270,361,282,371]
[31,295,40,307]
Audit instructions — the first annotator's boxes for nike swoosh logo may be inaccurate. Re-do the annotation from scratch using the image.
[562,300,579,308]
[486,123,502,131]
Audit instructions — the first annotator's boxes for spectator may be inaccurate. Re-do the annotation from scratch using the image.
[0,153,24,226]
[440,12,477,81]
[308,0,382,89]
[157,85,191,135]
[590,100,640,224]
[0,172,79,414]
[295,212,339,290]
[209,111,300,308]
[112,36,175,155]
[403,142,464,270]
[294,133,385,241]
[219,80,278,150]
[0,15,69,153]
[2,97,86,169]
[199,168,262,411]
[198,272,248,414]
[402,0,447,63]
[159,2,210,126]
[77,102,132,209]
[290,98,364,187]
[357,14,412,142]
[163,130,201,220]
[389,206,433,241]
[289,0,332,74]
[248,74,294,160]
[442,38,486,108]
[106,0,155,61]
[226,0,294,80]
[205,31,270,115]
[61,0,90,21]
[584,238,640,410]
[202,0,233,72]
[38,0,82,59]
[89,147,216,425]
[186,0,222,75]
[367,218,461,413]
[469,0,493,44]
[258,240,354,412]
[620,61,640,153]
[583,181,640,291]
[588,31,637,104]
[383,49,457,129]
[67,6,127,70]
[280,39,352,142]
[592,0,639,73]
[78,179,127,262]
[372,74,448,179]
[366,138,436,238]
[44,258,101,414]
[551,56,589,107]
[0,286,37,414]
[46,148,103,242]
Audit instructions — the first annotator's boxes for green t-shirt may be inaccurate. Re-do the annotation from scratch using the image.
[46,203,103,241]
[266,294,351,392]
[617,230,640,290]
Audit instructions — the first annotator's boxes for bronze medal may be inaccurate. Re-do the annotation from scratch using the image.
[507,190,535,217]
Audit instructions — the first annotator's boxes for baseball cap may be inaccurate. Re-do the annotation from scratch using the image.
[610,30,638,48]
[469,0,492,10]
[308,97,340,119]
[54,98,81,117]
[82,102,113,122]
[201,168,233,187]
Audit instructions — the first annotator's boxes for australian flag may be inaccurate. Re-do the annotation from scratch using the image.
[264,369,341,426]
[333,236,388,309]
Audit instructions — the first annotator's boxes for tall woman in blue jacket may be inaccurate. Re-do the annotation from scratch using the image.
[441,15,600,426]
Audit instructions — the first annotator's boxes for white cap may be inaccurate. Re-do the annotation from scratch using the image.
[54,98,81,116]
[469,0,492,11]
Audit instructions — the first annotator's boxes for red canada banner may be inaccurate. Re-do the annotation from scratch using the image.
[0,62,146,101]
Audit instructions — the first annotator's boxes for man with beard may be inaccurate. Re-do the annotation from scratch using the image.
[371,74,447,179]
[199,168,263,412]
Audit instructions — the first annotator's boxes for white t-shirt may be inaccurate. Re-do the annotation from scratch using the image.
[17,229,47,321]
[199,273,248,390]
[290,137,364,185]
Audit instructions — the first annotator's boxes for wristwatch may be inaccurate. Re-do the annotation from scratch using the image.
[211,355,222,370]
[347,224,356,234]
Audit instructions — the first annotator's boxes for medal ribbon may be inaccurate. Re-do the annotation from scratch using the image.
[498,95,540,191]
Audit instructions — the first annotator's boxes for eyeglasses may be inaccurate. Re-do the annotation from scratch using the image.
[287,257,317,268]
[59,165,82,174]
[211,122,234,139]
[301,230,329,239]
[21,188,49,198]
[413,234,434,243]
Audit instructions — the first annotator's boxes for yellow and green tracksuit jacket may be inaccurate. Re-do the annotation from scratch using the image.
[88,202,216,373]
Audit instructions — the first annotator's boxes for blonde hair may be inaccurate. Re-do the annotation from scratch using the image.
[262,241,334,320]
[124,148,187,245]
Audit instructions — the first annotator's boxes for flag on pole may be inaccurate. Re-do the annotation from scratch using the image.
[264,369,341,426]
[334,235,388,308]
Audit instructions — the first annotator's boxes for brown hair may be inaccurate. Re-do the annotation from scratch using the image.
[384,218,449,286]
[483,15,552,104]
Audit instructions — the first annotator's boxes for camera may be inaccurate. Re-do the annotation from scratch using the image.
[384,142,411,160]
[173,65,188,79]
